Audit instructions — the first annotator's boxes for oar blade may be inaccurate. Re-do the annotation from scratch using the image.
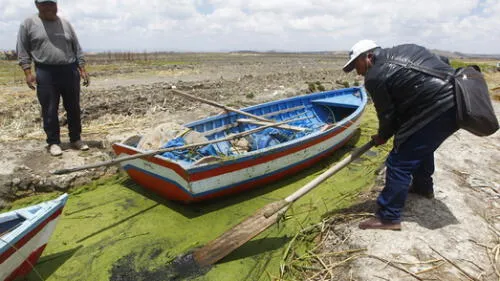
[192,200,289,267]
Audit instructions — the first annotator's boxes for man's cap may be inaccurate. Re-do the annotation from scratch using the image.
[35,0,57,3]
[342,40,379,72]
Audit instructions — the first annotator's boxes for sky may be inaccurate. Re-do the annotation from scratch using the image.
[1,0,499,53]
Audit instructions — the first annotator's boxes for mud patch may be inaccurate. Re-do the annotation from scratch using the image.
[110,252,209,281]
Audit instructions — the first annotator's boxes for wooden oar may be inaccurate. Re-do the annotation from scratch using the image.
[171,89,304,132]
[190,140,375,267]
[52,117,307,175]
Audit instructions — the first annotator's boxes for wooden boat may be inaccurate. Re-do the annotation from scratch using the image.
[112,87,367,203]
[0,194,68,281]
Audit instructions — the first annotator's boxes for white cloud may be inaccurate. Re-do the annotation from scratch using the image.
[0,0,498,53]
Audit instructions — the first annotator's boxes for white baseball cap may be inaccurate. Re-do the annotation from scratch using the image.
[342,40,379,72]
[35,0,57,3]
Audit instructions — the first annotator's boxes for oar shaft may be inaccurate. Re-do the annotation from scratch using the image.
[285,140,374,203]
[52,117,307,175]
[263,140,374,217]
[172,89,270,122]
[172,89,304,132]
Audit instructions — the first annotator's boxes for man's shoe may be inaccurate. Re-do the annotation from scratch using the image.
[49,144,63,156]
[359,217,401,231]
[70,140,89,151]
[408,187,434,199]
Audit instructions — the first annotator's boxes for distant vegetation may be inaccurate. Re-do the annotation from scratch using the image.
[450,60,497,72]
[307,81,326,92]
[0,50,17,60]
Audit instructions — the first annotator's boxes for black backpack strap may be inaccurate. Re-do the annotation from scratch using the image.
[385,59,452,81]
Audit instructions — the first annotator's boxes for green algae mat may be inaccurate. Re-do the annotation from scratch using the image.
[5,106,388,281]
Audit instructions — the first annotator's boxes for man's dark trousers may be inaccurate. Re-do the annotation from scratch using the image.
[377,107,458,222]
[36,63,81,145]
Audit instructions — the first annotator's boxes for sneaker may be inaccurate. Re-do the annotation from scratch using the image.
[49,144,63,156]
[70,140,89,151]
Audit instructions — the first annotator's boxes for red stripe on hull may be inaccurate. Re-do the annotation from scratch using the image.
[4,244,47,281]
[126,169,194,203]
[112,144,189,180]
[0,208,62,264]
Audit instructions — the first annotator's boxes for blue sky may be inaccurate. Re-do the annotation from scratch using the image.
[1,0,499,53]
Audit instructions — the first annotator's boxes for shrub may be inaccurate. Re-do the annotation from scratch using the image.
[308,82,316,92]
[450,60,496,72]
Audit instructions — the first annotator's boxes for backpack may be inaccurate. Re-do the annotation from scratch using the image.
[453,66,499,136]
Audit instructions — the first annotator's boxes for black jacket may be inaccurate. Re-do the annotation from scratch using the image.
[364,44,455,148]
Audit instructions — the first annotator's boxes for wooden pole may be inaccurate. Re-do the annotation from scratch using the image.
[52,117,307,175]
[171,89,305,132]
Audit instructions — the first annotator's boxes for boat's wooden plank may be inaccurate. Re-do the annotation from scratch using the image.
[199,106,309,137]
[201,123,240,137]
[260,105,307,118]
[236,119,306,132]
[0,221,23,238]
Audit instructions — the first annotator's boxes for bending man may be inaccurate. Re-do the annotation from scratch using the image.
[343,40,458,230]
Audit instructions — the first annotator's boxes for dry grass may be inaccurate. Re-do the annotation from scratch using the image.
[276,213,500,281]
[273,213,449,281]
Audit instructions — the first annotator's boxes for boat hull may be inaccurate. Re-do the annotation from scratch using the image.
[113,88,367,203]
[0,194,68,281]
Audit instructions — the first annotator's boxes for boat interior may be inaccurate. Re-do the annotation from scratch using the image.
[0,214,26,238]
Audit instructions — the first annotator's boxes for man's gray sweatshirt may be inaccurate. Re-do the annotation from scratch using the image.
[17,15,85,69]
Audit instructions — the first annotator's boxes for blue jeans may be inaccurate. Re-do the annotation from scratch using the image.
[377,108,458,222]
[36,63,81,145]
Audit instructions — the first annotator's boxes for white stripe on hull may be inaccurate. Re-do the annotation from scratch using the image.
[0,218,60,280]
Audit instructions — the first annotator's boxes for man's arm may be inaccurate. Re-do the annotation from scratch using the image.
[68,22,89,86]
[16,22,36,90]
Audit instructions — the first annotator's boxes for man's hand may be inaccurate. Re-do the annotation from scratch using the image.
[371,134,387,146]
[79,66,90,87]
[23,69,36,90]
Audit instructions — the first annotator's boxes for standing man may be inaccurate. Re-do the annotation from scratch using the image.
[343,40,458,230]
[17,0,89,156]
